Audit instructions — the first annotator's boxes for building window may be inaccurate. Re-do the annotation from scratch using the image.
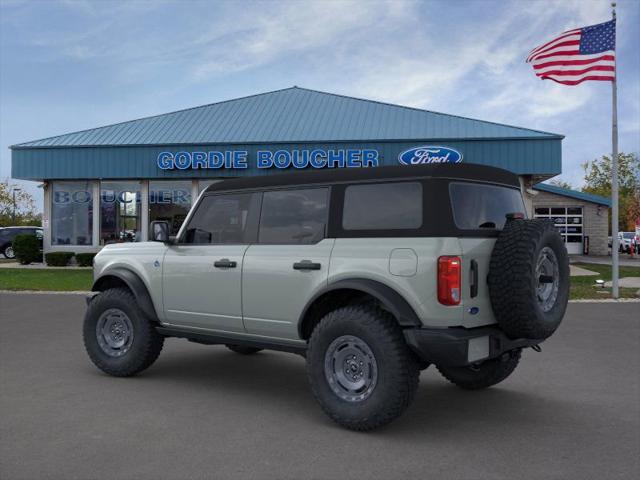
[149,181,192,236]
[534,206,583,253]
[51,181,93,246]
[100,181,141,244]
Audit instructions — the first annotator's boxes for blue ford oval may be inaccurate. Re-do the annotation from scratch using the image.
[398,146,463,165]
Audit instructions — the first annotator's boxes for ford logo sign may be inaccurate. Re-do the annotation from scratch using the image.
[398,146,463,165]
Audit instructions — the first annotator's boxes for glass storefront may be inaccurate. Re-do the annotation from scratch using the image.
[100,181,141,245]
[51,181,93,245]
[149,181,192,236]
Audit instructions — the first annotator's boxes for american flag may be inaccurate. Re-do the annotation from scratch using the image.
[526,19,616,85]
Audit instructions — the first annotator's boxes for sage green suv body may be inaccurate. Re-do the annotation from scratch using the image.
[85,164,569,430]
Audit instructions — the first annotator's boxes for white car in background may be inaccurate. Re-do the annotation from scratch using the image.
[619,232,635,253]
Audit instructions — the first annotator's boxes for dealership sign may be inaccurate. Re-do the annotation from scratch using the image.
[157,149,380,170]
[398,146,463,165]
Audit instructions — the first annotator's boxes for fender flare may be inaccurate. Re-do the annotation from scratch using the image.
[298,278,422,337]
[92,268,158,321]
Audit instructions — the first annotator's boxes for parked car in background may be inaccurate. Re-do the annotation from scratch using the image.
[620,232,635,253]
[0,226,43,259]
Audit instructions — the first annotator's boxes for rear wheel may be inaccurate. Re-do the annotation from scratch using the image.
[437,349,521,390]
[3,245,15,259]
[306,305,419,431]
[83,288,164,377]
[225,344,263,355]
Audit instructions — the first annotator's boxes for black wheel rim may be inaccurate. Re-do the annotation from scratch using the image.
[324,335,378,402]
[536,246,560,313]
[96,308,134,357]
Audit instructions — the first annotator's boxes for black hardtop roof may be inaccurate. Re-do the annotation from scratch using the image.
[204,164,520,193]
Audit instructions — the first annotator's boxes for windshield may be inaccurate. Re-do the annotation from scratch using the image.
[622,232,635,239]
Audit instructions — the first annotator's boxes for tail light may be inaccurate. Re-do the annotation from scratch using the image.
[438,256,461,306]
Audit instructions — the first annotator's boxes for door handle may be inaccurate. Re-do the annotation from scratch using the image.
[214,258,237,268]
[293,260,321,271]
[470,259,478,298]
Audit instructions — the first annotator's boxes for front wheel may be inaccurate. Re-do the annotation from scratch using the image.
[306,305,419,431]
[436,349,521,390]
[83,288,164,377]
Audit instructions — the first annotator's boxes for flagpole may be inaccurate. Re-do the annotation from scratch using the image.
[611,1,619,298]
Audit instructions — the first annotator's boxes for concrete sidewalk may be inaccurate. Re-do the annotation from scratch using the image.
[0,261,89,269]
[571,254,640,267]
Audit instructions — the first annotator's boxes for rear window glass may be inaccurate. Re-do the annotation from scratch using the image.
[450,182,525,230]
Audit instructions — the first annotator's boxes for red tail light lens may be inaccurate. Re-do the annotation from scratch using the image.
[438,256,461,306]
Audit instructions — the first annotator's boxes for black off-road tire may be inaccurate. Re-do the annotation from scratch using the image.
[83,288,164,377]
[488,219,569,340]
[225,344,263,355]
[306,305,420,431]
[437,349,522,390]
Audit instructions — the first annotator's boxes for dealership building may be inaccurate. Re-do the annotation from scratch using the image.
[10,87,610,256]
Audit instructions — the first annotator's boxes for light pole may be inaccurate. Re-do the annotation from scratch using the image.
[12,187,22,224]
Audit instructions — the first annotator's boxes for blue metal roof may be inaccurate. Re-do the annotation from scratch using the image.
[534,183,611,207]
[12,87,562,148]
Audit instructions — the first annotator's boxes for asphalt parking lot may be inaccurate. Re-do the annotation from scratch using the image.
[1,294,638,480]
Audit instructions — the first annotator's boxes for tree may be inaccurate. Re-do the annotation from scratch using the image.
[582,152,640,232]
[0,180,41,227]
[548,178,573,190]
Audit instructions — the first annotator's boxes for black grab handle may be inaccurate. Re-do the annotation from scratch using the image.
[470,259,478,298]
[293,261,321,271]
[214,259,237,268]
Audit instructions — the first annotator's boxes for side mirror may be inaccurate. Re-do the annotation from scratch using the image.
[150,221,170,243]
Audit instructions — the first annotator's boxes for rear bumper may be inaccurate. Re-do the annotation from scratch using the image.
[403,325,540,367]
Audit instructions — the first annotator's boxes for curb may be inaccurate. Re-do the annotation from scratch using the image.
[0,290,91,295]
[569,298,640,303]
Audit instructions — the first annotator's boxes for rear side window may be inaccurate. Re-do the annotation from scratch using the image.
[450,182,525,230]
[343,182,422,230]
[259,188,328,244]
[182,193,259,244]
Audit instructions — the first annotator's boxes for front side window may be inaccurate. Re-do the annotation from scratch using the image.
[343,182,422,230]
[450,182,526,230]
[259,188,328,244]
[182,193,259,244]
[149,181,192,236]
[100,181,141,244]
[51,181,93,245]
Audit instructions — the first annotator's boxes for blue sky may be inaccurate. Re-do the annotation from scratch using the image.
[1,0,638,210]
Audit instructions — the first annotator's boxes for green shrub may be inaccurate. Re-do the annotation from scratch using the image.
[75,252,97,267]
[45,252,75,267]
[13,234,42,265]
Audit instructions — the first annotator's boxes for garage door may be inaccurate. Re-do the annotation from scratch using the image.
[534,206,583,254]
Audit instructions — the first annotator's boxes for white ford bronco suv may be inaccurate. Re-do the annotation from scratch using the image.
[84,164,569,430]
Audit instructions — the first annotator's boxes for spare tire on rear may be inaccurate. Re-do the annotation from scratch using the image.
[488,218,569,340]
